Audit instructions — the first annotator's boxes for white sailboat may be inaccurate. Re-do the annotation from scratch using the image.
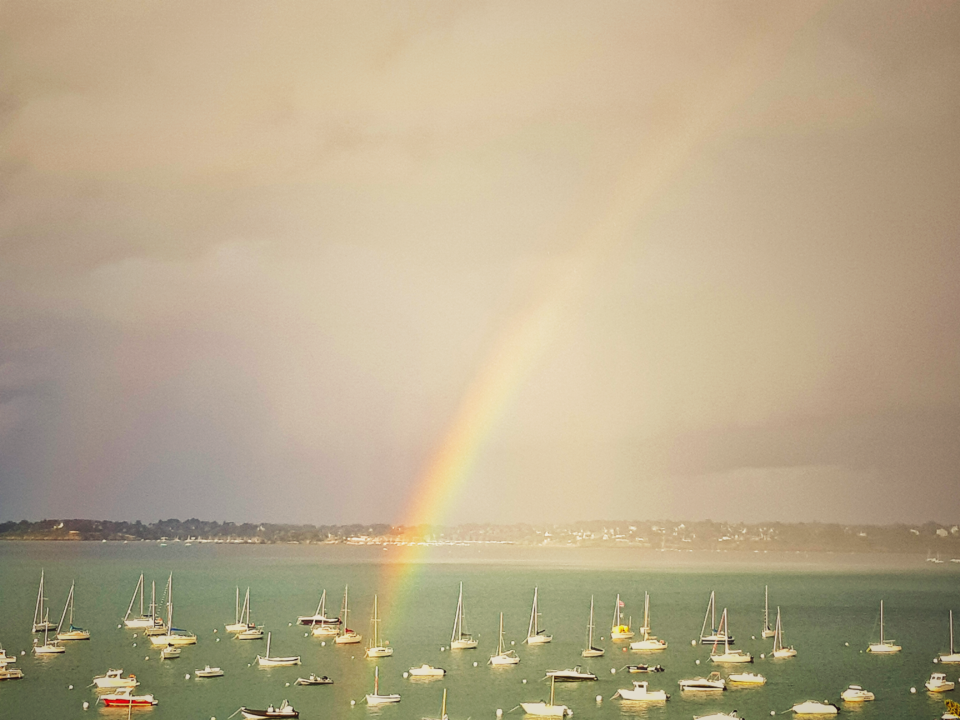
[489,612,520,665]
[866,600,901,653]
[334,585,362,645]
[142,580,167,635]
[630,592,667,650]
[256,631,301,666]
[937,610,960,663]
[123,574,158,629]
[226,587,247,632]
[761,585,776,638]
[32,570,56,633]
[236,588,264,640]
[365,594,393,658]
[700,591,734,645]
[56,581,90,640]
[771,606,796,658]
[365,665,400,705]
[611,594,634,639]
[709,609,752,663]
[525,587,552,644]
[148,574,197,646]
[520,676,572,716]
[310,591,340,637]
[32,608,65,655]
[582,595,604,657]
[450,582,478,649]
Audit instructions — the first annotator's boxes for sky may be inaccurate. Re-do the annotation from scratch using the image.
[1,1,959,526]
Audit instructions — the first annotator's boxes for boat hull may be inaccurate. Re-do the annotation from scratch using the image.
[240,707,299,718]
[630,639,667,651]
[581,648,604,658]
[150,633,197,646]
[519,703,571,716]
[366,694,401,705]
[450,639,478,649]
[257,656,301,667]
[490,654,520,665]
[866,642,901,653]
[365,647,393,658]
[335,633,362,645]
[526,634,552,644]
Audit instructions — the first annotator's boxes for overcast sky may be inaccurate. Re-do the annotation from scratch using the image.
[1,1,958,526]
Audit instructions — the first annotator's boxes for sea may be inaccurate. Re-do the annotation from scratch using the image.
[0,541,957,720]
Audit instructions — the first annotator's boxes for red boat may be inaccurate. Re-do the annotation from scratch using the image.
[101,687,158,707]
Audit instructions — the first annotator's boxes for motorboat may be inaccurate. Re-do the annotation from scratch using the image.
[710,610,752,663]
[866,600,900,653]
[101,687,158,707]
[728,673,766,685]
[240,700,298,718]
[295,673,333,685]
[627,664,664,673]
[409,664,445,677]
[257,632,301,666]
[525,587,553,644]
[195,666,224,678]
[611,594,634,640]
[298,589,341,627]
[840,685,874,702]
[55,582,90,640]
[365,594,394,658]
[450,582,478,649]
[547,666,597,681]
[334,585,362,645]
[700,591,735,644]
[761,585,776,638]
[938,610,960,663]
[0,668,24,680]
[489,612,520,665]
[791,700,839,714]
[630,592,668,650]
[93,669,139,689]
[366,666,401,705]
[679,672,726,691]
[582,595,604,657]
[149,574,197,646]
[771,607,797,658]
[520,676,572,716]
[927,673,956,693]
[614,680,669,701]
[161,644,181,659]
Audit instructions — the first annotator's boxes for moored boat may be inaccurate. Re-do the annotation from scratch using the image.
[866,600,900,653]
[525,587,552,644]
[927,673,956,693]
[0,668,24,680]
[365,594,393,658]
[679,672,726,691]
[366,666,400,705]
[256,632,301,666]
[195,665,224,678]
[409,664,445,677]
[709,610,752,663]
[728,673,766,685]
[611,594,634,640]
[489,612,519,665]
[101,687,158,707]
[56,581,90,640]
[700,591,735,645]
[937,610,960,663]
[334,585,362,645]
[840,685,874,702]
[298,589,341,627]
[546,666,597,681]
[614,680,669,701]
[520,675,572,716]
[93,669,139,689]
[240,700,298,718]
[627,664,664,673]
[791,700,839,714]
[295,673,333,685]
[582,595,604,658]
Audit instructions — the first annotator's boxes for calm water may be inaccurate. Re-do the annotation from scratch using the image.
[0,542,957,720]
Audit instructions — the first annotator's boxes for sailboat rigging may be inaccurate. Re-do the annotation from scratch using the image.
[582,595,604,657]
[56,581,90,640]
[450,582,478,649]
[365,595,393,657]
[770,607,796,658]
[525,587,552,644]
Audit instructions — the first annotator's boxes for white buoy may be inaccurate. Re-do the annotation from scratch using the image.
[911,687,917,693]
[285,682,290,687]
[497,710,503,718]
[145,656,149,660]
[760,653,765,659]
[117,624,122,629]
[473,661,478,667]
[771,712,776,716]
[695,659,700,665]
[69,685,74,689]
[441,647,445,652]
[351,700,356,706]
[751,635,756,640]
[304,633,309,637]
[691,640,697,646]
[133,643,137,647]
[216,638,220,642]
[596,695,602,703]
[321,641,325,646]
[288,622,292,626]
[185,674,190,680]
[133,634,137,638]
[511,640,515,645]
[610,668,616,674]
[83,702,89,710]
[844,642,849,646]
[403,672,409,679]
[522,679,527,684]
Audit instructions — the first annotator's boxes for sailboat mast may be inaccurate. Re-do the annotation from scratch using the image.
[235,586,240,625]
[497,612,505,655]
[166,574,173,629]
[317,590,326,618]
[528,588,539,639]
[452,583,463,642]
[764,585,769,630]
[34,570,45,629]
[951,609,955,655]
[879,600,884,644]
[341,586,350,636]
[68,582,76,626]
[150,581,156,622]
[643,592,650,634]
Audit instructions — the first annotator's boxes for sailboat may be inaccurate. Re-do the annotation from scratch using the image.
[226,587,247,632]
[489,612,520,665]
[450,582,478,649]
[142,580,167,635]
[761,586,776,638]
[525,587,552,644]
[32,571,56,632]
[709,609,752,663]
[123,574,158,629]
[771,606,796,658]
[937,610,960,663]
[56,581,90,640]
[700,591,735,645]
[365,594,393,657]
[611,594,634,639]
[148,574,197,646]
[256,632,301,666]
[365,665,400,705]
[299,589,341,627]
[32,609,64,655]
[334,586,361,645]
[581,595,604,657]
[630,592,667,650]
[423,688,449,720]
[866,600,901,653]
[520,676,572,716]
[309,591,340,636]
[236,588,264,640]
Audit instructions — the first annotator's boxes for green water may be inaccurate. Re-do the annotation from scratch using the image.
[0,542,957,719]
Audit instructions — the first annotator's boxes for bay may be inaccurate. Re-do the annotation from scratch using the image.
[0,542,957,719]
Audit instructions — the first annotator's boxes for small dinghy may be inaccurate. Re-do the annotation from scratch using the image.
[240,700,298,718]
[627,663,664,673]
[546,666,597,681]
[295,673,333,685]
